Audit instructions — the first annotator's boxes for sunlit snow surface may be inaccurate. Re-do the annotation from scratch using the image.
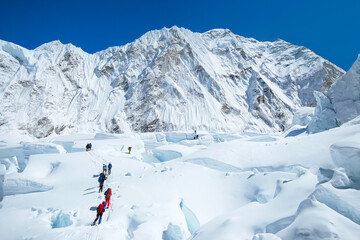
[1,125,360,239]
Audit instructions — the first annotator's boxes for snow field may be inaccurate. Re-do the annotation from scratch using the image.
[0,126,360,239]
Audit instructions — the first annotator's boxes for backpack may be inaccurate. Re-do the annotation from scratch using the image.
[97,204,105,213]
[105,189,112,197]
[98,176,102,183]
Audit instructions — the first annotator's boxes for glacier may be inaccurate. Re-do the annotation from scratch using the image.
[0,125,360,239]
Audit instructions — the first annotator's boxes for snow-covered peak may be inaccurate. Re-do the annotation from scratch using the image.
[35,40,64,50]
[34,40,88,59]
[0,27,345,138]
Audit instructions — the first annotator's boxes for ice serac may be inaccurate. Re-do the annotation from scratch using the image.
[0,27,344,138]
[309,54,360,133]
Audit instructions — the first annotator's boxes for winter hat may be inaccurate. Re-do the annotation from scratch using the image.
[102,201,105,205]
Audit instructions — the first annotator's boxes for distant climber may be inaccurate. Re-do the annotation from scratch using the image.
[108,163,112,175]
[86,143,92,151]
[98,172,107,192]
[104,188,112,208]
[93,201,106,225]
[193,130,198,140]
[103,164,107,175]
[128,146,132,154]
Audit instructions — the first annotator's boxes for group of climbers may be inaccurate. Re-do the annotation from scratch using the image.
[93,187,112,225]
[98,162,113,192]
[101,162,112,176]
[94,162,113,225]
[86,143,133,225]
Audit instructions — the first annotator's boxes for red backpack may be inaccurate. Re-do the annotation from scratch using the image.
[97,203,105,213]
[105,188,112,198]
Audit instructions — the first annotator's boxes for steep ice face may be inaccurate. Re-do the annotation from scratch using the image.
[0,27,344,138]
[309,54,360,133]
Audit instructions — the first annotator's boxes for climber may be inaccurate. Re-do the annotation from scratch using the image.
[98,172,107,192]
[128,146,132,154]
[86,143,92,151]
[93,201,106,225]
[104,188,112,208]
[108,162,112,175]
[103,164,107,175]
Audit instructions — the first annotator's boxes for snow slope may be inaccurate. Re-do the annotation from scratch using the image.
[0,27,344,138]
[0,122,360,239]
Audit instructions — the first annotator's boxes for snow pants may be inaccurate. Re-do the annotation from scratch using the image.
[105,197,110,207]
[99,183,103,192]
[94,212,103,224]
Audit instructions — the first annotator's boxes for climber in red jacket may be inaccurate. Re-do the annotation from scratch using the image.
[104,188,112,208]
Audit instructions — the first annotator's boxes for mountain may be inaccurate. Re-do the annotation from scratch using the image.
[308,54,360,132]
[0,26,344,138]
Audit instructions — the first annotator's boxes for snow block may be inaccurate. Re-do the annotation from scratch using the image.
[330,168,352,189]
[162,223,185,240]
[330,142,360,181]
[3,178,53,196]
[180,201,200,234]
[153,149,182,162]
[51,210,73,228]
[0,143,62,172]
[307,91,337,133]
[309,54,360,133]
[277,198,360,239]
[317,168,334,184]
[311,184,360,225]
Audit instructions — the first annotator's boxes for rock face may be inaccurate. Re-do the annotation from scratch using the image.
[308,54,360,133]
[0,27,344,138]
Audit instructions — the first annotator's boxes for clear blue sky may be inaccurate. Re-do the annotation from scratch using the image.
[0,0,359,70]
